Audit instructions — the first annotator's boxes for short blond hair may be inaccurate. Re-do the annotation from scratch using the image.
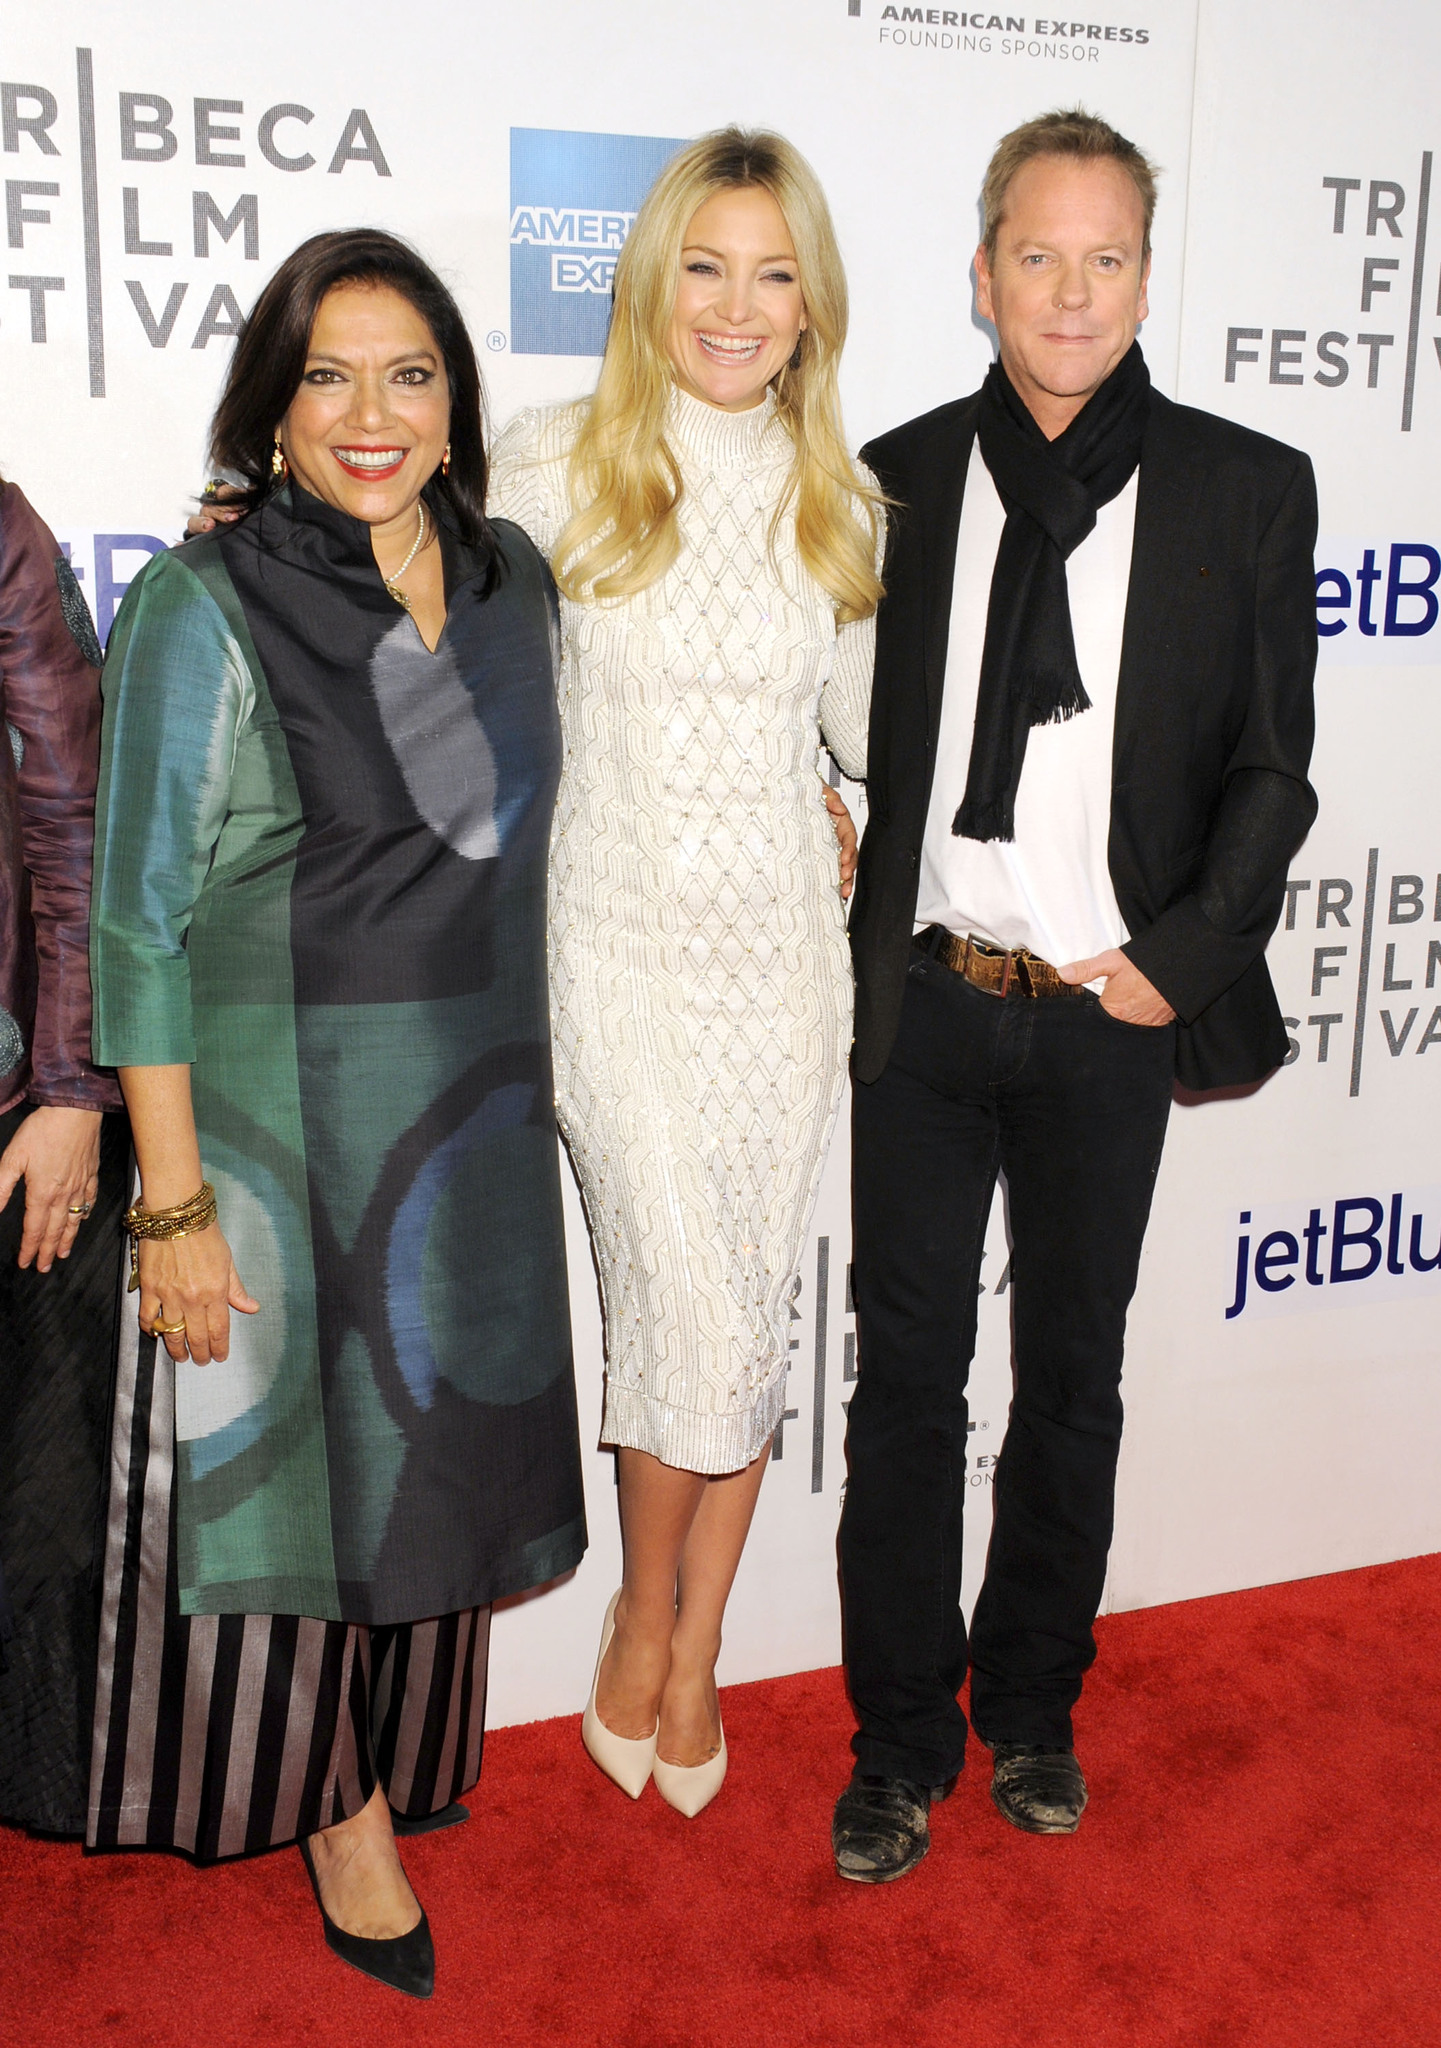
[553,126,883,624]
[981,107,1159,259]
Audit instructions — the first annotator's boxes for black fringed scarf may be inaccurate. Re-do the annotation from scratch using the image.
[952,341,1151,844]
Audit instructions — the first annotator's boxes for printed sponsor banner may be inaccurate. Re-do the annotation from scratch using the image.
[1223,1187,1441,1322]
[865,5,1153,60]
[1215,149,1437,440]
[1261,852,1441,1094]
[3,0,1437,1725]
[509,128,685,357]
[1314,540,1441,663]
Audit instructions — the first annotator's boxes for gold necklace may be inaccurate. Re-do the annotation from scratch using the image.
[383,501,427,613]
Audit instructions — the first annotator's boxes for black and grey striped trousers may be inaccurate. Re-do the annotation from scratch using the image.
[87,1323,490,1863]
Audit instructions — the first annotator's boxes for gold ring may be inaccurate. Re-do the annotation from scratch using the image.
[152,1316,187,1336]
[68,1201,93,1215]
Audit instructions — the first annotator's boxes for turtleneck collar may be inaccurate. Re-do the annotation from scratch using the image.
[239,479,482,602]
[666,383,788,470]
[251,478,386,564]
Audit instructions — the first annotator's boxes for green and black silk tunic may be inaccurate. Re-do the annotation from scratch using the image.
[91,485,585,1625]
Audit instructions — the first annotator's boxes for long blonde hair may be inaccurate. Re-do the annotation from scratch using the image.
[552,127,884,625]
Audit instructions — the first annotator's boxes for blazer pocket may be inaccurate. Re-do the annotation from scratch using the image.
[1162,842,1207,894]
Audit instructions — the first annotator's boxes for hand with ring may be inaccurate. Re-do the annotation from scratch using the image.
[0,1105,103,1270]
[188,481,246,538]
[137,1223,259,1365]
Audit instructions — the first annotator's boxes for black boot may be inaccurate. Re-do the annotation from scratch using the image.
[989,1745,1088,1834]
[831,1771,959,1884]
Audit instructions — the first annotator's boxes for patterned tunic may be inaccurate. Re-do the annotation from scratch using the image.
[90,485,585,1624]
[489,389,874,1474]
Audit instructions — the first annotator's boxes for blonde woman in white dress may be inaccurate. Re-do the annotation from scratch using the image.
[489,128,881,1815]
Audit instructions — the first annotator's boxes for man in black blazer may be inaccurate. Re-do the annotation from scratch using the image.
[832,110,1317,1884]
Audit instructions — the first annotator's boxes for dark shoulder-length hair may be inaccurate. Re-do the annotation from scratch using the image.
[210,227,495,561]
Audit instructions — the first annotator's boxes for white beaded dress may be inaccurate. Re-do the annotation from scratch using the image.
[489,387,875,1473]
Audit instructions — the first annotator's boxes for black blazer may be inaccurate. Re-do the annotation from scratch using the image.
[851,387,1319,1092]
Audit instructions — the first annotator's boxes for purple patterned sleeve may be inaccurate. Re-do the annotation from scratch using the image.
[0,482,122,1111]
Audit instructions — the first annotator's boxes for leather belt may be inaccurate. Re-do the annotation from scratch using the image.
[914,926,1086,1000]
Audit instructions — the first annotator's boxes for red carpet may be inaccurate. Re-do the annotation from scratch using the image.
[4,1554,1438,2047]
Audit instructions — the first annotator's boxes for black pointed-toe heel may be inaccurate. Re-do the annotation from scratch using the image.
[298,1835,435,1998]
[389,1800,469,1838]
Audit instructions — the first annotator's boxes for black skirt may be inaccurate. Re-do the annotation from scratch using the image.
[0,1104,129,1833]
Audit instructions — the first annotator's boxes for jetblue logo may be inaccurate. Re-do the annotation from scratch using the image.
[1314,540,1439,662]
[1224,1190,1441,1320]
[509,128,684,357]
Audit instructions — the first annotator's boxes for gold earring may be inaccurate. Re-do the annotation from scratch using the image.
[441,442,451,478]
[271,432,287,479]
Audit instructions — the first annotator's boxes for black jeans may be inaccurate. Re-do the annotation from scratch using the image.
[839,948,1176,1785]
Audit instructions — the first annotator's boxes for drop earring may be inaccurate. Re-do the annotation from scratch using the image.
[441,442,451,478]
[788,334,804,372]
[271,432,288,479]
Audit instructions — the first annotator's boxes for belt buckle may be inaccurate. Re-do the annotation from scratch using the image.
[963,935,1012,999]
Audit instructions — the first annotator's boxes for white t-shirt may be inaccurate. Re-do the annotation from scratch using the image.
[914,440,1137,974]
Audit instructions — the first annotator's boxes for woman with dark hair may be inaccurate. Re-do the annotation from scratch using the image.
[0,477,127,1836]
[87,229,585,1997]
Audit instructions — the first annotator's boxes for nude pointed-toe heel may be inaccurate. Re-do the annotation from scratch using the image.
[581,1590,658,1799]
[652,1723,728,1818]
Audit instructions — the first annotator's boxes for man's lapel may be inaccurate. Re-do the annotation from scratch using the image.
[1115,391,1209,774]
[919,400,980,742]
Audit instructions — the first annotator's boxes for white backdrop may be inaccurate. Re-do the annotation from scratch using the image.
[1,0,1435,1727]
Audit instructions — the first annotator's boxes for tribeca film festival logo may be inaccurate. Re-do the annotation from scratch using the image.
[1224,154,1436,434]
[1223,1188,1441,1322]
[843,1,1151,60]
[1269,854,1441,1091]
[508,129,683,357]
[2,53,391,635]
[768,1235,1000,1502]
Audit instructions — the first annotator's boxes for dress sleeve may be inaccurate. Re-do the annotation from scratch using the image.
[817,463,883,781]
[90,549,250,1068]
[0,485,121,1108]
[489,407,569,560]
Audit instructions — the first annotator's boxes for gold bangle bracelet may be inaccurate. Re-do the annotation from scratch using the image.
[124,1181,216,1238]
[125,1182,218,1292]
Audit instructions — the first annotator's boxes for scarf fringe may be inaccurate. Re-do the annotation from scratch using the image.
[1035,679,1094,724]
[951,799,1016,845]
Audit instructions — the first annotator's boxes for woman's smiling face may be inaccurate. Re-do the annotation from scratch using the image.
[665,185,807,414]
[279,282,450,536]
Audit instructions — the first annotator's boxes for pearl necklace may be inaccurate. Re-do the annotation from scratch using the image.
[383,501,427,613]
